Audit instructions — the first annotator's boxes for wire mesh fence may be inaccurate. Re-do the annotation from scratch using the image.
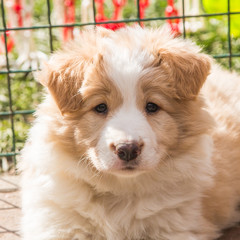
[0,0,240,171]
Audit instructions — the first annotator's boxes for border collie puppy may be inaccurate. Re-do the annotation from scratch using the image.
[21,27,240,240]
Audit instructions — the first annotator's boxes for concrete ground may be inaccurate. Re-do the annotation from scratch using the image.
[0,174,239,240]
[0,174,21,240]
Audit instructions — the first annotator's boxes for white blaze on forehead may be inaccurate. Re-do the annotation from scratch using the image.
[102,39,154,103]
[104,106,148,144]
[99,39,157,144]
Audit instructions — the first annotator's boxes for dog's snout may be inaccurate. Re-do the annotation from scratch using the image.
[115,142,142,162]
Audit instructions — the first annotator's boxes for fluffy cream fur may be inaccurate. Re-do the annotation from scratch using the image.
[21,27,240,240]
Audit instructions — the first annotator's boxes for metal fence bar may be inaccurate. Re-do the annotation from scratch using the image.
[0,69,34,74]
[227,0,232,69]
[1,11,240,33]
[1,0,16,165]
[181,0,186,39]
[0,110,35,117]
[1,52,240,75]
[92,0,97,25]
[47,0,54,53]
[0,152,19,157]
[136,0,141,25]
[213,53,240,58]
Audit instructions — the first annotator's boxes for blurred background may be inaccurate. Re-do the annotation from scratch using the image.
[0,0,240,172]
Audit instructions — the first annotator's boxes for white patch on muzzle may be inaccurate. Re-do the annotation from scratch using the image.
[96,104,159,173]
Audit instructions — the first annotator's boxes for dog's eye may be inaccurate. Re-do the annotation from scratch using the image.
[145,102,160,114]
[94,103,108,114]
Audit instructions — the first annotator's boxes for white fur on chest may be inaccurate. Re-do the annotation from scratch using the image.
[70,135,215,239]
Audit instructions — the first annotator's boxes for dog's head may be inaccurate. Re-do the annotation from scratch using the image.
[37,27,212,177]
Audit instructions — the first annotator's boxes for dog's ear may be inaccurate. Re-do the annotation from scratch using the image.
[35,55,87,115]
[155,45,211,100]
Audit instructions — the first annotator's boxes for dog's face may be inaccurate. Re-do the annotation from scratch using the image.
[37,27,211,177]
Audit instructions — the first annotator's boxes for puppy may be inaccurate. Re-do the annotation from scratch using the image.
[21,27,240,240]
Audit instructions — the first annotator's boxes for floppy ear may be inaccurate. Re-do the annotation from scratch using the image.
[35,57,85,115]
[158,46,211,100]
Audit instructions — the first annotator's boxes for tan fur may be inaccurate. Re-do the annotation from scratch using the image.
[21,27,240,240]
[202,66,240,228]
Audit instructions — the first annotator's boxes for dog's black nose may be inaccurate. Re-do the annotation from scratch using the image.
[116,142,141,162]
